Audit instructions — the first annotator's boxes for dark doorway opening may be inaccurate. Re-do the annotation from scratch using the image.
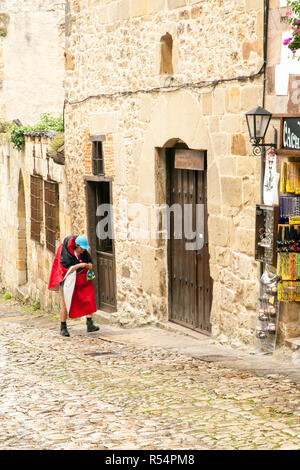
[85,178,117,313]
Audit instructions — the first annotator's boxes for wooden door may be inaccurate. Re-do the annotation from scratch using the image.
[168,150,212,333]
[86,180,117,312]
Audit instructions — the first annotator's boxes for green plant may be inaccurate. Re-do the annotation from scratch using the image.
[284,1,300,58]
[9,113,64,151]
[49,133,64,152]
[33,299,41,311]
[0,121,9,133]
[2,293,11,299]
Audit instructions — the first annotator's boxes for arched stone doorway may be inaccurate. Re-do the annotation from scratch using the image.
[17,171,27,286]
[138,91,215,333]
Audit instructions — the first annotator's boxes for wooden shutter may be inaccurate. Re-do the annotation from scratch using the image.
[44,180,59,253]
[30,175,43,243]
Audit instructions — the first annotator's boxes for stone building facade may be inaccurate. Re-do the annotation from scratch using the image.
[0,1,67,311]
[3,0,298,349]
[64,0,265,346]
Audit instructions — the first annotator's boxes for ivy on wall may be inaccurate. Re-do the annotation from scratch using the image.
[9,113,64,150]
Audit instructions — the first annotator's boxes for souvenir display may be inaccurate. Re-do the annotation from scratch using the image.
[254,270,280,354]
[279,161,300,194]
[255,205,279,265]
[279,195,300,223]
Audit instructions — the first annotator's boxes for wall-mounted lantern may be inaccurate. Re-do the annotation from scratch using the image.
[245,106,276,156]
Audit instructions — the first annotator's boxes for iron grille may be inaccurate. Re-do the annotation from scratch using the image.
[44,180,59,253]
[92,141,104,175]
[30,175,43,243]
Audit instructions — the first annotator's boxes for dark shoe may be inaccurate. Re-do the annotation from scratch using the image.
[60,323,70,337]
[87,318,100,333]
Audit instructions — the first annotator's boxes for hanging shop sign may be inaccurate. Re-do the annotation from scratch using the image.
[277,115,300,156]
[174,149,205,171]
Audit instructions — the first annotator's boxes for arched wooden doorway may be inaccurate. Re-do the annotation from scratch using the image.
[167,143,213,334]
[17,171,27,286]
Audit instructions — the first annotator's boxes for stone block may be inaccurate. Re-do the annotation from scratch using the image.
[131,0,148,16]
[256,9,264,37]
[233,206,255,230]
[220,115,241,133]
[241,86,263,111]
[202,93,212,115]
[118,0,131,20]
[212,133,229,157]
[212,88,226,115]
[242,176,254,204]
[122,265,131,278]
[218,157,236,176]
[215,247,231,267]
[147,0,165,14]
[267,35,282,67]
[167,0,187,8]
[141,246,164,295]
[207,215,229,247]
[219,270,243,295]
[280,302,300,323]
[246,0,263,10]
[207,163,221,204]
[208,116,219,133]
[242,39,263,60]
[231,134,247,156]
[266,66,275,95]
[242,281,259,310]
[221,176,243,207]
[233,227,255,255]
[225,87,240,114]
[16,260,27,271]
[65,50,75,71]
[107,2,118,23]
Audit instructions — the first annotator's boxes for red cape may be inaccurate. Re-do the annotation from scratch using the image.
[48,238,97,318]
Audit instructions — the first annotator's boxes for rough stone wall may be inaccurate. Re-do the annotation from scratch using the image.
[0,133,71,312]
[64,0,265,345]
[0,0,65,124]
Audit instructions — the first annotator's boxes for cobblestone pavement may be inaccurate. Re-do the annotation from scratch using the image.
[0,299,299,450]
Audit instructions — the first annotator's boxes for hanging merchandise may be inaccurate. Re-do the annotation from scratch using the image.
[279,161,300,195]
[280,161,287,193]
[255,205,279,265]
[279,195,300,223]
[263,151,280,206]
[253,269,280,354]
[277,224,300,252]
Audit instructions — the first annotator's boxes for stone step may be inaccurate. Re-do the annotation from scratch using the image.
[285,336,300,350]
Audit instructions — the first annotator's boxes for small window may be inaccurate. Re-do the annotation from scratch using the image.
[44,180,59,253]
[30,175,43,243]
[160,33,173,75]
[92,141,104,175]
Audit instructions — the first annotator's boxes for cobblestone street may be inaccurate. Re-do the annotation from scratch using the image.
[0,298,299,450]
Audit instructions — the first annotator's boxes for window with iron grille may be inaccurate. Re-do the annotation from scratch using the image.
[44,180,59,253]
[30,175,43,243]
[92,141,104,175]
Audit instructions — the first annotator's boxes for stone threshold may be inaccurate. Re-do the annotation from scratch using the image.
[285,337,300,351]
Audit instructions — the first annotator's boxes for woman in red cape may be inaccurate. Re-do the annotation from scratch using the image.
[48,235,99,337]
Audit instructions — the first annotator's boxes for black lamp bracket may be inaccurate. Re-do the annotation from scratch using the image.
[250,138,277,156]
